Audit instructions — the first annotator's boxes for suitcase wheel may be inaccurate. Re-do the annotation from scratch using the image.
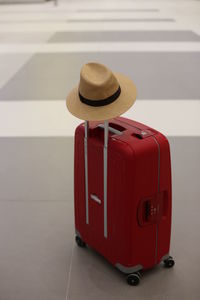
[126,272,141,286]
[164,256,175,268]
[75,236,86,248]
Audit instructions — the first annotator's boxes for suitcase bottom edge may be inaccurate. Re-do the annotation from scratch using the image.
[75,229,171,273]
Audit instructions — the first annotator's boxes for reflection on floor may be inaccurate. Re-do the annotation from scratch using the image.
[0,52,200,100]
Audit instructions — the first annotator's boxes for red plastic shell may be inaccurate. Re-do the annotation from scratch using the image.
[74,117,172,271]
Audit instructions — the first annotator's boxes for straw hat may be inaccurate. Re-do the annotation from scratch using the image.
[66,62,137,121]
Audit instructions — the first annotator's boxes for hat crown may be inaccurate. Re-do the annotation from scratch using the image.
[79,63,119,101]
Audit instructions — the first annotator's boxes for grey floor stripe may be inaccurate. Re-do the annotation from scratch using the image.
[67,18,175,23]
[0,52,199,101]
[0,9,160,13]
[77,9,160,12]
[0,18,175,23]
[0,8,160,13]
[0,137,74,202]
[49,30,200,43]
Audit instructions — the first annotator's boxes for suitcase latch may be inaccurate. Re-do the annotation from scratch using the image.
[138,192,167,226]
[133,129,155,139]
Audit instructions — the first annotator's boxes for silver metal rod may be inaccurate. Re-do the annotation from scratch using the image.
[84,121,89,224]
[104,120,109,238]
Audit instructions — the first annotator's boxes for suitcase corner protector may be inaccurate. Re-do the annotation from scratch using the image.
[115,263,143,274]
[160,253,170,262]
[75,229,82,238]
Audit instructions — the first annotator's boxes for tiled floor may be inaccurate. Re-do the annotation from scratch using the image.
[48,30,200,42]
[0,0,200,299]
[0,137,200,300]
[1,52,200,100]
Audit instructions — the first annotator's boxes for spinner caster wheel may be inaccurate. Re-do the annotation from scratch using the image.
[126,273,140,286]
[164,256,175,268]
[75,236,86,248]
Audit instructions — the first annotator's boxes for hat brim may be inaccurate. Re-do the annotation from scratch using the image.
[66,72,137,121]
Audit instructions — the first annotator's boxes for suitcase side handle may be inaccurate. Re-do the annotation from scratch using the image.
[91,194,101,204]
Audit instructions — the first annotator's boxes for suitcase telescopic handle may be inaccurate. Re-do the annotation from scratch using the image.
[84,121,89,225]
[103,121,108,238]
[84,120,109,238]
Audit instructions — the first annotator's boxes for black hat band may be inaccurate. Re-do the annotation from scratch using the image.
[79,86,121,107]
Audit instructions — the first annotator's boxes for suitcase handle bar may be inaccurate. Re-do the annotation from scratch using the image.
[84,120,109,238]
[103,121,108,238]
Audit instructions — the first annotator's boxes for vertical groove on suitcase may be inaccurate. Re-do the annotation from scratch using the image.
[152,136,161,264]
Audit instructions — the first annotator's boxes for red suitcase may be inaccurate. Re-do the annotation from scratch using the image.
[74,116,175,285]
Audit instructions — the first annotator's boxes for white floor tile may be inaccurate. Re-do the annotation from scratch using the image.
[0,100,199,137]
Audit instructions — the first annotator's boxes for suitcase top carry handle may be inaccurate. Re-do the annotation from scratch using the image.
[98,123,123,136]
[92,120,155,140]
[117,118,156,139]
